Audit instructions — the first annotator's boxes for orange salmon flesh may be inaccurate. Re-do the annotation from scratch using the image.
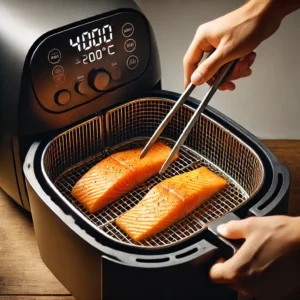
[71,142,178,213]
[116,166,228,242]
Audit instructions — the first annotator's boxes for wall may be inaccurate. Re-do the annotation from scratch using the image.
[136,0,300,139]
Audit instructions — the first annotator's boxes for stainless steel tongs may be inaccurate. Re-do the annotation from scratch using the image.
[140,59,239,174]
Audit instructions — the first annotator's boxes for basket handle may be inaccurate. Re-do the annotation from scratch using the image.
[207,214,256,300]
[207,212,244,260]
[249,164,290,217]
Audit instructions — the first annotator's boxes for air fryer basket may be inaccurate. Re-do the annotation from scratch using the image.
[42,97,264,249]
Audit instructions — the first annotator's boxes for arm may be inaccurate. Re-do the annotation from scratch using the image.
[183,0,300,90]
[209,216,300,299]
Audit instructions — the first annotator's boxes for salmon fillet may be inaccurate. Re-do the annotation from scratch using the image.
[71,142,178,213]
[116,167,228,242]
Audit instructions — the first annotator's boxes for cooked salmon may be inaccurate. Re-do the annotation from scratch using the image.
[71,142,178,213]
[116,167,227,242]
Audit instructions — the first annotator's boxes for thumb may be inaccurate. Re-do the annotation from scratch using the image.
[191,46,231,85]
[217,219,248,240]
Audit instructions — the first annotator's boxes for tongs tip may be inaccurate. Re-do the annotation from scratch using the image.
[139,152,146,159]
[140,144,150,159]
[159,168,167,176]
[159,155,174,175]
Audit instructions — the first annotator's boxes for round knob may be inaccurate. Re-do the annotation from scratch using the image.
[90,69,110,91]
[75,79,93,96]
[55,90,71,105]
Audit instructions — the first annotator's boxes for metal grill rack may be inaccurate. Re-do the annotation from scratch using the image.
[43,98,264,249]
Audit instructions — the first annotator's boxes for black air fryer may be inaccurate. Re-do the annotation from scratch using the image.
[0,1,290,300]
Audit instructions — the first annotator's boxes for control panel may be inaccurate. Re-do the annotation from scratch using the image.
[30,12,150,112]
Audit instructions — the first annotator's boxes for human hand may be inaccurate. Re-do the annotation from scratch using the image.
[183,0,285,90]
[209,216,300,300]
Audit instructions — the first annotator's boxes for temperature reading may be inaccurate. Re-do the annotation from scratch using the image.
[82,45,115,65]
[69,24,113,52]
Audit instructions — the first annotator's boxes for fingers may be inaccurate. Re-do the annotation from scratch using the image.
[207,51,256,91]
[209,235,257,284]
[217,219,250,239]
[183,26,215,88]
[190,44,231,86]
[218,81,236,91]
[225,52,256,82]
[224,62,252,82]
[209,218,258,284]
[246,51,256,68]
[209,259,230,284]
[183,39,204,89]
[183,25,257,89]
[217,67,251,91]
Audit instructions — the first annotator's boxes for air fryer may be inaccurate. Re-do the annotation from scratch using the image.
[0,1,290,300]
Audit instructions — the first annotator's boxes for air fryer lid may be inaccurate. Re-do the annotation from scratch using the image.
[40,96,265,250]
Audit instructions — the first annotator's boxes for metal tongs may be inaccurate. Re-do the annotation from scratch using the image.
[140,58,239,174]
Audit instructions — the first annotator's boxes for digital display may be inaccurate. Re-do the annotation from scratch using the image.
[30,11,151,113]
[69,24,116,64]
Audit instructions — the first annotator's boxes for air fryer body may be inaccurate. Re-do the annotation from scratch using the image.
[1,1,291,300]
[0,0,161,209]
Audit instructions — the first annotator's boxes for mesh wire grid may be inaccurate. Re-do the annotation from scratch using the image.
[43,98,264,249]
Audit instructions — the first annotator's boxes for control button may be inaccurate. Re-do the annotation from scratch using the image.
[90,69,110,91]
[124,39,136,52]
[122,23,134,37]
[111,66,122,81]
[126,55,139,70]
[53,74,65,85]
[52,65,64,77]
[48,49,61,64]
[75,79,92,95]
[55,90,71,105]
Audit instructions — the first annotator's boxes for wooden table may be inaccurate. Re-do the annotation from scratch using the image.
[0,190,74,300]
[0,140,299,299]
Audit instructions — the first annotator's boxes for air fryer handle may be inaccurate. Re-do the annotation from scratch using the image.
[249,164,290,217]
[207,212,244,260]
[208,214,255,300]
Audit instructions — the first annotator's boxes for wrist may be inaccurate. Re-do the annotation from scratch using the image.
[294,216,300,240]
[247,0,300,20]
[288,216,300,249]
[244,0,284,22]
[270,0,300,18]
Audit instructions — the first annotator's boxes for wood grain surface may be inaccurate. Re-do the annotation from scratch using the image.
[0,190,74,299]
[0,140,299,299]
[262,140,300,216]
[0,297,73,300]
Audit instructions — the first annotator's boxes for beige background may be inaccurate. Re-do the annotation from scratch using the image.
[136,0,300,139]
